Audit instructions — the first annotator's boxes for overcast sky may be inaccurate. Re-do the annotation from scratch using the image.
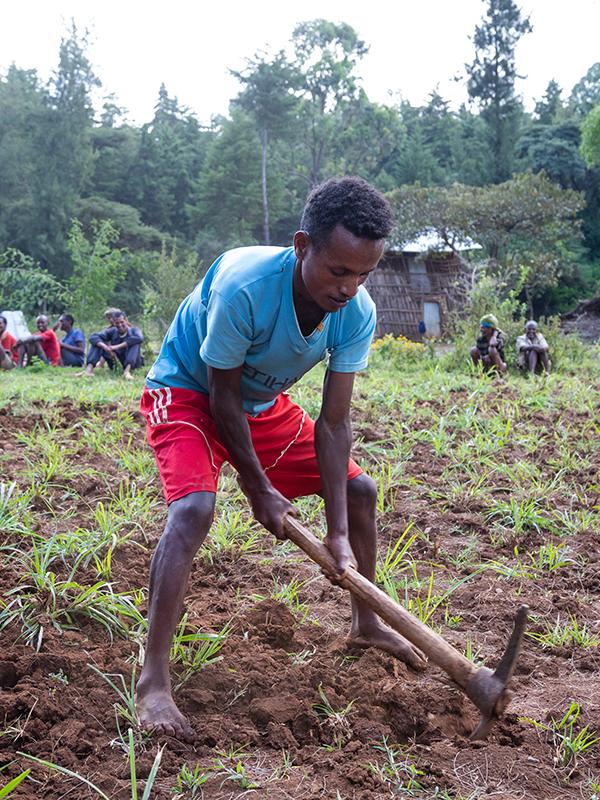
[1,0,599,125]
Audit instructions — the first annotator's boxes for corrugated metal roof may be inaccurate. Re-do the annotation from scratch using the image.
[388,230,482,254]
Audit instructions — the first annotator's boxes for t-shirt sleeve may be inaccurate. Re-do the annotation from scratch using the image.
[199,289,253,369]
[328,302,376,373]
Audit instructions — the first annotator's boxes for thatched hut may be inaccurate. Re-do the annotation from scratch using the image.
[368,233,480,340]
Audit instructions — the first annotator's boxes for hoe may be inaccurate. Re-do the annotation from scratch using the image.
[283,515,528,741]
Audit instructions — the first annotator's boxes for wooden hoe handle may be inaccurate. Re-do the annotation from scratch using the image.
[283,515,476,688]
[283,514,528,740]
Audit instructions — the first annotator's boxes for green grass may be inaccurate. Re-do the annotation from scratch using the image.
[1,367,145,414]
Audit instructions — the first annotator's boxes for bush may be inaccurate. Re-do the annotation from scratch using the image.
[0,249,67,316]
[370,334,430,370]
[143,246,204,335]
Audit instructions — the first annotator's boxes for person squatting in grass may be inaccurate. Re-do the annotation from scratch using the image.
[0,315,18,370]
[470,314,507,374]
[136,176,427,740]
[83,311,143,380]
[16,315,61,367]
[516,320,551,375]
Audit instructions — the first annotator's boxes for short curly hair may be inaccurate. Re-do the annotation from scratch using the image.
[300,176,394,249]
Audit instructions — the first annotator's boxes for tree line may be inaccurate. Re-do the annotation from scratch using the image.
[1,0,600,323]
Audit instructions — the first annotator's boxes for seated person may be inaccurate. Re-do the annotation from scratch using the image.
[0,315,18,370]
[83,312,143,381]
[95,308,123,369]
[16,315,61,367]
[516,320,551,375]
[470,314,507,374]
[56,313,86,367]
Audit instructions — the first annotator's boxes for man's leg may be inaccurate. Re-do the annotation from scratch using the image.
[344,474,427,670]
[488,345,507,374]
[527,350,538,375]
[470,347,480,368]
[122,344,142,381]
[33,341,49,364]
[82,345,110,376]
[61,350,84,368]
[539,351,551,374]
[136,491,215,739]
[0,349,15,370]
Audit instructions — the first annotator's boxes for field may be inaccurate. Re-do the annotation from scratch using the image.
[2,350,600,800]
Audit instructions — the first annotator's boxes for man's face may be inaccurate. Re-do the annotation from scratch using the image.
[293,224,384,313]
[0,319,5,335]
[115,316,128,335]
[36,317,48,332]
[480,324,493,339]
[526,325,537,340]
[59,316,70,331]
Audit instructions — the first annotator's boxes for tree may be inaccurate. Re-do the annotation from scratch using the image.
[465,0,532,182]
[329,92,405,186]
[42,22,100,275]
[0,248,67,317]
[580,105,600,167]
[291,19,369,186]
[129,85,213,240]
[67,219,126,325]
[569,63,600,116]
[389,172,585,305]
[518,122,587,189]
[232,51,299,244]
[143,246,203,334]
[194,111,266,256]
[533,80,565,125]
[0,67,49,257]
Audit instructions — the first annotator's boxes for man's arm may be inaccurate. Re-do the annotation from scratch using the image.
[207,366,294,537]
[109,328,144,352]
[60,338,85,355]
[315,369,357,575]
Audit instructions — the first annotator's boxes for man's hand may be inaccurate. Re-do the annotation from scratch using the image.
[239,478,296,540]
[323,532,357,580]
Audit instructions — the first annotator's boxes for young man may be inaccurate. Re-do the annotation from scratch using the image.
[83,312,143,380]
[136,177,426,740]
[470,314,507,374]
[57,314,86,367]
[516,320,551,375]
[16,315,61,367]
[0,315,17,370]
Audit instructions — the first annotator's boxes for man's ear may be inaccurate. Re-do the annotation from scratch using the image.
[293,230,311,261]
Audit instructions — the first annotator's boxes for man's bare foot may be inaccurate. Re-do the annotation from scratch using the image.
[124,370,134,381]
[136,688,195,741]
[349,623,428,671]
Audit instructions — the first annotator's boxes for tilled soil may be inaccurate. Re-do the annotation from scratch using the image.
[1,389,600,799]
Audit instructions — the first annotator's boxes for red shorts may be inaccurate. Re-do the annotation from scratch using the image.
[140,386,362,503]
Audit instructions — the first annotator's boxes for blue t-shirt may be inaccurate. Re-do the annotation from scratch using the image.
[146,246,376,415]
[62,327,86,349]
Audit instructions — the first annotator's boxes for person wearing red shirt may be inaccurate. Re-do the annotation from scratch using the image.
[0,315,17,370]
[16,315,61,367]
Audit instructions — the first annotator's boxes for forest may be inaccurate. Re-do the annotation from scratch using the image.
[1,0,600,326]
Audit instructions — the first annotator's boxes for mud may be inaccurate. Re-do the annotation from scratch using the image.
[1,392,600,799]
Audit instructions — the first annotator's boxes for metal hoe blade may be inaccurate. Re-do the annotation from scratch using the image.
[465,605,529,740]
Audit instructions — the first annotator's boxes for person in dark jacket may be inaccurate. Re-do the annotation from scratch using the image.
[83,312,143,380]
